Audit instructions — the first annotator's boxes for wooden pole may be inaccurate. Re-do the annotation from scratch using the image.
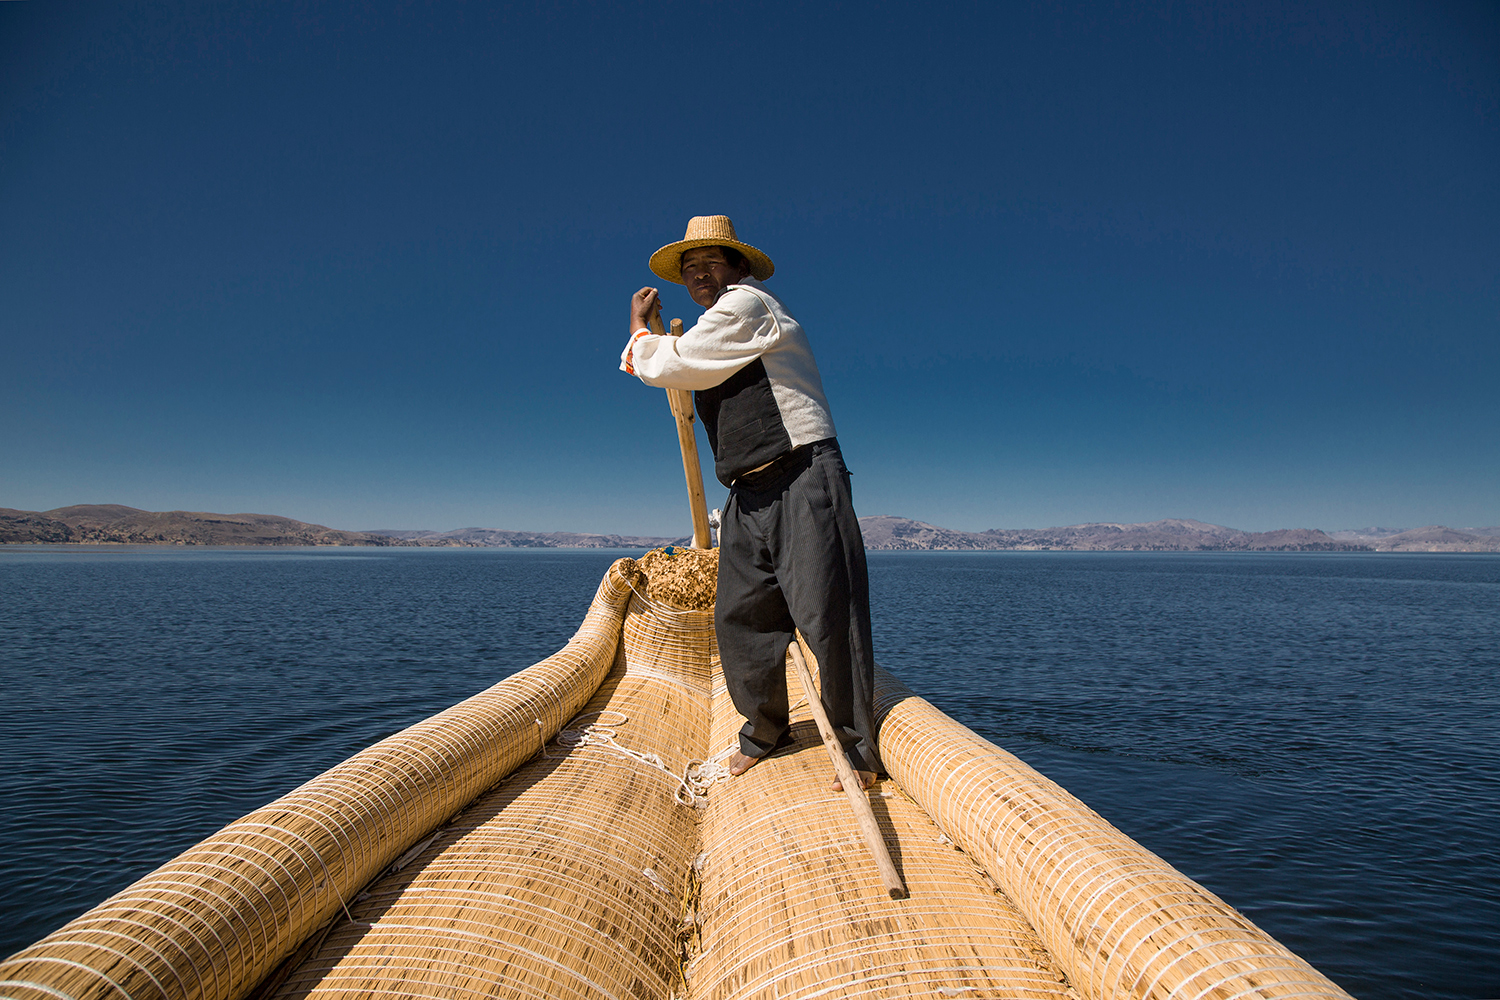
[788,638,908,900]
[650,313,712,549]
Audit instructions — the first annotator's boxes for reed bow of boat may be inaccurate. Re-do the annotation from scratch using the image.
[2,555,1353,1000]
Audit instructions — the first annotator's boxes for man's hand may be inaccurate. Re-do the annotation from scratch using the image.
[630,286,661,335]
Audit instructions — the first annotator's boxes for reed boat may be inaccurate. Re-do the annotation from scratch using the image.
[1,549,1353,1000]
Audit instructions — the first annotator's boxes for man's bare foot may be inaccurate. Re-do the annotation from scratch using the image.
[727,751,762,777]
[832,770,877,792]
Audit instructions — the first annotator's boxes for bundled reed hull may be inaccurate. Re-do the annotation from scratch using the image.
[264,572,715,1000]
[0,561,639,1000]
[2,558,1353,1000]
[689,655,1074,999]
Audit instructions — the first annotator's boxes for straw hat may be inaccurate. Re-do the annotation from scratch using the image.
[649,215,775,284]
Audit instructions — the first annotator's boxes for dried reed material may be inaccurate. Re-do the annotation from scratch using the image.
[873,666,1355,1000]
[688,652,1075,1000]
[5,559,1355,1000]
[265,589,719,1000]
[639,545,719,610]
[0,559,643,1000]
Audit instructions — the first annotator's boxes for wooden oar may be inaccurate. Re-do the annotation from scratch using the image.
[789,637,908,900]
[649,312,711,549]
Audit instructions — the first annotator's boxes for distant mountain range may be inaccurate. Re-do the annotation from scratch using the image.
[3,505,1497,552]
[857,516,1500,552]
[0,505,406,547]
[365,527,690,549]
[0,505,689,549]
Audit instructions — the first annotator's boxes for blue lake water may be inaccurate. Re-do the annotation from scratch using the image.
[1,546,1496,999]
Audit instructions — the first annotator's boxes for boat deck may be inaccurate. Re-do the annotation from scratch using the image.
[692,668,1073,1000]
[258,572,1074,1000]
[1,557,1352,1000]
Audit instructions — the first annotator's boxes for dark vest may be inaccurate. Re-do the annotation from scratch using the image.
[694,358,794,487]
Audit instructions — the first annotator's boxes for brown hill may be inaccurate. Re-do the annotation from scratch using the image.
[1369,526,1500,552]
[0,509,77,544]
[855,516,990,550]
[1,506,403,546]
[0,505,682,548]
[42,504,150,528]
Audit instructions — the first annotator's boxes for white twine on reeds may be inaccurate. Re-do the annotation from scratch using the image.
[547,710,737,806]
[623,578,714,618]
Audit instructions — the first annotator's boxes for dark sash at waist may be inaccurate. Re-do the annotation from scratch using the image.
[731,438,837,494]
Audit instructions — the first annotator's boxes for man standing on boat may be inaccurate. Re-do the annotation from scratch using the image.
[620,216,879,791]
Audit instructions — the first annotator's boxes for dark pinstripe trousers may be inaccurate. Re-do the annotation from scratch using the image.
[715,438,880,774]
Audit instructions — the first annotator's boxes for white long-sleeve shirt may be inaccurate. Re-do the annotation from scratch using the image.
[621,277,837,485]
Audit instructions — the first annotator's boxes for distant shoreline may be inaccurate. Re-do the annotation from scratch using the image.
[5,505,1497,553]
[7,543,1500,556]
[855,515,1500,553]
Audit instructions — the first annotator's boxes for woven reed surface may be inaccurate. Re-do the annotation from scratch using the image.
[873,666,1354,1000]
[0,559,640,1000]
[4,556,1354,1000]
[263,588,717,1000]
[687,652,1076,1000]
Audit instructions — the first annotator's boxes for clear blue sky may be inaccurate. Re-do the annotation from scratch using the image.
[3,1,1496,535]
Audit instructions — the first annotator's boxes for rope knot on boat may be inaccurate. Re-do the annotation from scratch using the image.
[549,710,737,807]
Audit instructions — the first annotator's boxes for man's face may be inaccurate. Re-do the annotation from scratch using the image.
[681,246,749,308]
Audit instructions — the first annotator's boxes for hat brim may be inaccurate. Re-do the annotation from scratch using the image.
[648,237,775,284]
